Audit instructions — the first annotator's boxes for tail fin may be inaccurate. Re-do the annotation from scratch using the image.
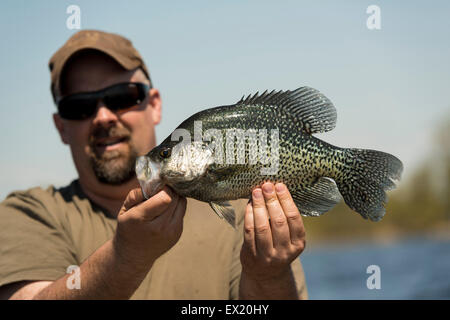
[335,148,403,221]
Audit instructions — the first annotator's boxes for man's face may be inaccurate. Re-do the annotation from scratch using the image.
[54,51,161,185]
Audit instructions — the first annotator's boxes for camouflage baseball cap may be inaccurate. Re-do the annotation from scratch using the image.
[49,29,151,102]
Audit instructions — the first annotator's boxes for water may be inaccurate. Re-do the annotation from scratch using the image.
[300,236,450,299]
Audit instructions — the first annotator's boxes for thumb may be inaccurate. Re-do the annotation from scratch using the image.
[119,188,145,215]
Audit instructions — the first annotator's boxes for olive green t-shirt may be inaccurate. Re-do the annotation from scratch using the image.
[0,180,308,299]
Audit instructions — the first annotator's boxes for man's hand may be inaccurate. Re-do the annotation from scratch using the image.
[239,182,306,299]
[26,187,187,300]
[113,187,187,270]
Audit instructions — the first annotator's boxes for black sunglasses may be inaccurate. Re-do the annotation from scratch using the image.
[57,82,150,120]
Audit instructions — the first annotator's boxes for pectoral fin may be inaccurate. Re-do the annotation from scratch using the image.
[209,201,236,228]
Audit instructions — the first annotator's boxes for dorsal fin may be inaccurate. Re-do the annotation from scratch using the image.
[236,86,337,134]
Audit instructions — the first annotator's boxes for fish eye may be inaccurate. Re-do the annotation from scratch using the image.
[159,148,171,159]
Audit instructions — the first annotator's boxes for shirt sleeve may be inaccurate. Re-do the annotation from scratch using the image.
[227,200,309,300]
[228,201,245,300]
[0,188,78,287]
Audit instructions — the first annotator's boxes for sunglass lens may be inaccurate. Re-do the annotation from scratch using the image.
[59,96,97,120]
[58,83,148,120]
[104,83,146,111]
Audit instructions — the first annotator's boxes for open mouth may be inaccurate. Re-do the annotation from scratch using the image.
[136,156,163,199]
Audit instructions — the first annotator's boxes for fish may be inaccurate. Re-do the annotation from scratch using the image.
[136,86,403,228]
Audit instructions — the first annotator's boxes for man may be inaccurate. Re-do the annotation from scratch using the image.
[0,30,308,299]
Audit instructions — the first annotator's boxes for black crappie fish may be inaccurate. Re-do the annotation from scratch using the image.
[136,86,403,227]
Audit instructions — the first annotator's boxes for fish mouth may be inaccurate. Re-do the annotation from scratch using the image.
[135,156,163,199]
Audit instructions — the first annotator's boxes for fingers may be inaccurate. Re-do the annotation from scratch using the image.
[251,188,274,254]
[144,186,180,221]
[121,188,146,213]
[241,183,306,279]
[261,183,291,248]
[121,186,179,222]
[274,183,306,246]
[242,201,257,256]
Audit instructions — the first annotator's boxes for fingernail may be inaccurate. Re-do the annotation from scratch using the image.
[253,189,263,199]
[262,183,273,193]
[275,183,285,193]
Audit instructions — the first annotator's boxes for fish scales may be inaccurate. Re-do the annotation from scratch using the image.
[169,105,336,200]
[136,86,403,227]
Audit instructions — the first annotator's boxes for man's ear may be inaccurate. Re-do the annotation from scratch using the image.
[148,88,162,125]
[53,113,69,145]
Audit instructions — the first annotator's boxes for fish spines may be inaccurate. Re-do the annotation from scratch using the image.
[236,86,337,135]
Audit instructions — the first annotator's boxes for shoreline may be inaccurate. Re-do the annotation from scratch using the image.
[304,222,450,249]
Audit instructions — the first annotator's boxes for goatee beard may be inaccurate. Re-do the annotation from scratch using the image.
[88,125,138,185]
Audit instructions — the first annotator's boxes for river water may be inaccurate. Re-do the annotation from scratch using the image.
[300,236,450,299]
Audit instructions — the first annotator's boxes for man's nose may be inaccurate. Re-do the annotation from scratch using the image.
[92,101,118,127]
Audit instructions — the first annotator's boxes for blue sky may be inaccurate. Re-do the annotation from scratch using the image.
[0,0,449,199]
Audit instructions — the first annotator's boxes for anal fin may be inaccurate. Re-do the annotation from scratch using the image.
[209,201,236,228]
[291,177,342,217]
